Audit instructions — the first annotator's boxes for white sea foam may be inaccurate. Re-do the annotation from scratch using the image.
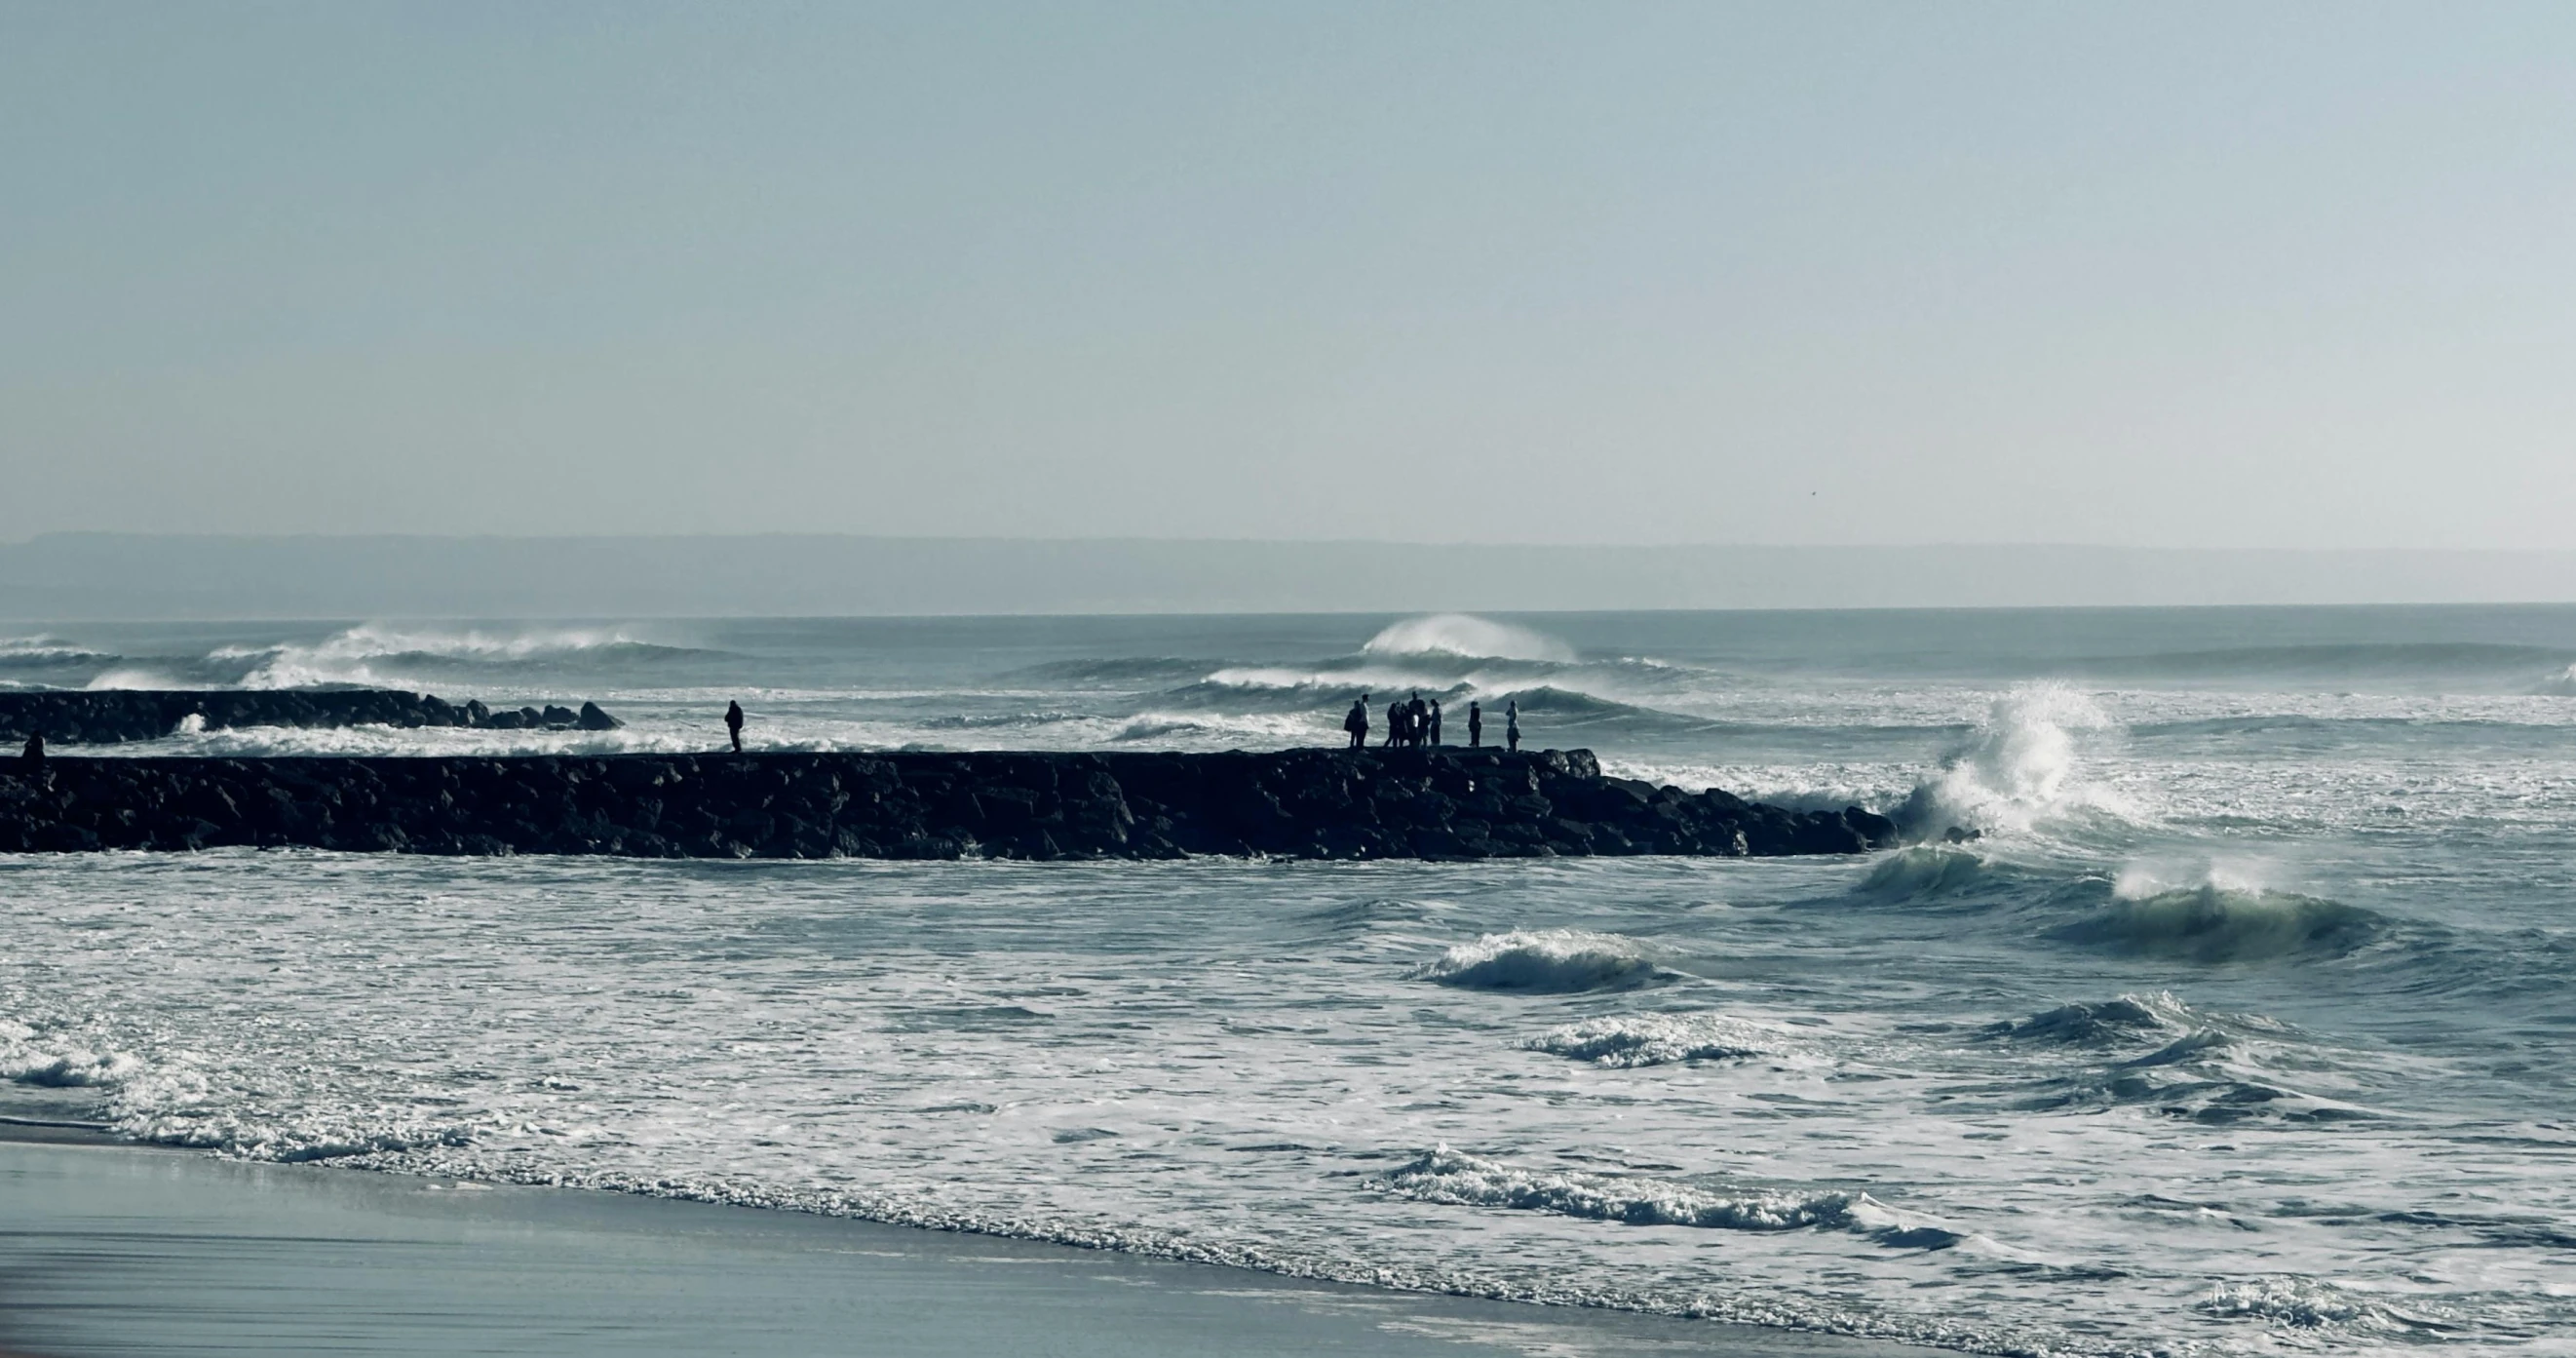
[1524,1013,1781,1067]
[1112,712,1332,745]
[0,1020,146,1089]
[1362,615,1576,664]
[2198,1276,2457,1332]
[1376,1145,1855,1231]
[1410,930,1669,993]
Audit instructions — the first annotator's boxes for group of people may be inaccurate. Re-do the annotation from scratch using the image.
[1341,692,1519,752]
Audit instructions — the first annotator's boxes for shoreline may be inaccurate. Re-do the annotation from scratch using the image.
[0,1133,1913,1358]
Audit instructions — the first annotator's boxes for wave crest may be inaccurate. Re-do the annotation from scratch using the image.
[219,625,710,689]
[1411,930,1670,993]
[1362,615,1575,664]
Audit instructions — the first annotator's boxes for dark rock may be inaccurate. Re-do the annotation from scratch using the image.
[0,690,624,743]
[0,747,1898,862]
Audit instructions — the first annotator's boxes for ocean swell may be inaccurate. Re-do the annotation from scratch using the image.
[2048,885,2387,963]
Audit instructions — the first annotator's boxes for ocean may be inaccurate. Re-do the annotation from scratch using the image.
[2,606,2571,1355]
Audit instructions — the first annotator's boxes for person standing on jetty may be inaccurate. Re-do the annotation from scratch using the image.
[1506,699,1520,752]
[19,731,42,766]
[1344,694,1370,750]
[1428,698,1442,746]
[1406,692,1428,748]
[1384,696,1408,749]
[1467,701,1482,747]
[725,700,745,753]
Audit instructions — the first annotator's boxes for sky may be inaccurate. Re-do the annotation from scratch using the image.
[3,2,2572,549]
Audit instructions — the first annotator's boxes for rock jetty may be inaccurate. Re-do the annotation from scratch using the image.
[0,690,622,744]
[0,748,1895,860]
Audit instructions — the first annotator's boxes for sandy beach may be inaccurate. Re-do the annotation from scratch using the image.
[0,1132,1903,1357]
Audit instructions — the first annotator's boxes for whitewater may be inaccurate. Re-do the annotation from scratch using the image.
[3,605,2574,1355]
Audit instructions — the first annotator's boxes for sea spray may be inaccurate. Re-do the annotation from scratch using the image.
[1895,682,2131,838]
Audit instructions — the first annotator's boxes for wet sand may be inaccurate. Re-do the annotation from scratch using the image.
[0,1136,1905,1357]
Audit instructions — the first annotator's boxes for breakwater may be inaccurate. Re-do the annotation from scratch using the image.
[0,690,622,744]
[0,748,1895,860]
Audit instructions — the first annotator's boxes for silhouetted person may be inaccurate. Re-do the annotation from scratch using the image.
[19,731,42,766]
[1383,698,1403,748]
[725,700,745,754]
[1505,699,1520,752]
[1467,701,1482,747]
[1428,698,1442,746]
[1406,692,1428,749]
[1344,694,1370,750]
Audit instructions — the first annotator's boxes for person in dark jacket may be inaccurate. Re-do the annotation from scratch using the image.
[1428,698,1442,746]
[1467,701,1482,747]
[1505,699,1520,752]
[1344,694,1370,750]
[19,731,42,766]
[1383,697,1404,748]
[1406,693,1428,748]
[725,700,746,753]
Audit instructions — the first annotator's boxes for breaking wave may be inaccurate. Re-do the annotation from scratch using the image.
[1362,615,1576,664]
[1524,1013,1780,1067]
[217,625,715,689]
[1411,930,1671,993]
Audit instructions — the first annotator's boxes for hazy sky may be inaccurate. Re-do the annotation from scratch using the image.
[5,3,2573,548]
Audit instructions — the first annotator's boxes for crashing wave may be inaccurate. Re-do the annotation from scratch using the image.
[2048,884,2386,962]
[1362,615,1576,664]
[1893,683,2133,839]
[1410,930,1670,993]
[1524,1013,1779,1067]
